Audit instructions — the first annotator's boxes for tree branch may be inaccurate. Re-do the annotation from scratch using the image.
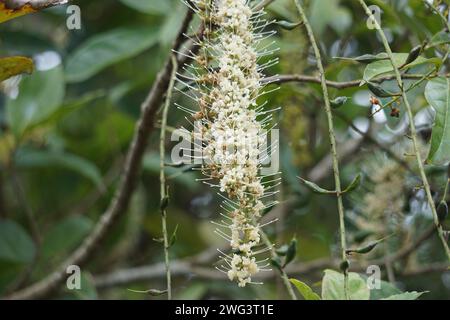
[262,73,445,88]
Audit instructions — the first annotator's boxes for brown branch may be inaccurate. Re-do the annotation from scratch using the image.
[94,252,448,290]
[93,258,333,290]
[262,73,444,88]
[93,222,444,290]
[5,8,195,300]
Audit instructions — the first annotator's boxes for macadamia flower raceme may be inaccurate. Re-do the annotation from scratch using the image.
[178,0,278,287]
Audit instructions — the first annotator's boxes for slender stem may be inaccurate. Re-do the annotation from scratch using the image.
[262,73,445,88]
[159,55,178,300]
[294,0,349,299]
[442,178,449,203]
[358,0,450,262]
[258,228,297,300]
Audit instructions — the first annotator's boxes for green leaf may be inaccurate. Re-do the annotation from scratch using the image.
[363,53,435,82]
[275,244,289,256]
[65,27,159,83]
[25,90,105,132]
[275,20,303,30]
[381,291,426,300]
[438,200,448,224]
[424,77,450,165]
[330,96,349,109]
[159,4,186,46]
[429,30,450,48]
[346,240,379,255]
[119,0,172,15]
[298,177,335,194]
[0,56,34,82]
[321,269,370,300]
[369,279,401,300]
[15,149,104,189]
[334,53,389,64]
[64,272,98,300]
[341,174,361,194]
[169,224,179,248]
[283,237,297,267]
[347,234,392,255]
[270,256,283,271]
[290,279,321,300]
[367,82,399,98]
[0,220,35,264]
[402,45,423,68]
[309,0,351,36]
[41,216,93,259]
[6,65,65,137]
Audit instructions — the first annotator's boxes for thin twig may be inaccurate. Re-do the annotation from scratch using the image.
[358,0,450,262]
[262,73,439,88]
[94,223,445,289]
[294,0,349,299]
[258,228,298,300]
[159,55,178,300]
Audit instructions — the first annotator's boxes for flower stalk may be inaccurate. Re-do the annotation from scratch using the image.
[180,0,284,289]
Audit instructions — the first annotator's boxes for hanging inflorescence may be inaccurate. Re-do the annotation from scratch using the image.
[177,0,279,287]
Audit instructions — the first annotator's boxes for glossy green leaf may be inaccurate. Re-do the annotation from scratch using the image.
[381,291,426,300]
[65,27,159,83]
[334,52,388,64]
[15,149,104,189]
[341,174,361,194]
[363,53,435,82]
[367,82,399,98]
[119,0,171,15]
[321,269,370,300]
[369,279,401,300]
[298,177,335,194]
[41,216,93,259]
[25,90,106,132]
[64,272,98,300]
[6,65,65,137]
[275,20,303,30]
[169,224,179,247]
[424,77,450,165]
[0,56,34,82]
[283,237,297,267]
[0,220,35,264]
[330,96,349,109]
[429,30,450,48]
[290,279,321,300]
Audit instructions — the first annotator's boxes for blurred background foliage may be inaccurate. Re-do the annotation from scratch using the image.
[0,0,449,299]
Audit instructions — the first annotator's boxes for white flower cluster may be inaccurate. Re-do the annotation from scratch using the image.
[181,0,276,287]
